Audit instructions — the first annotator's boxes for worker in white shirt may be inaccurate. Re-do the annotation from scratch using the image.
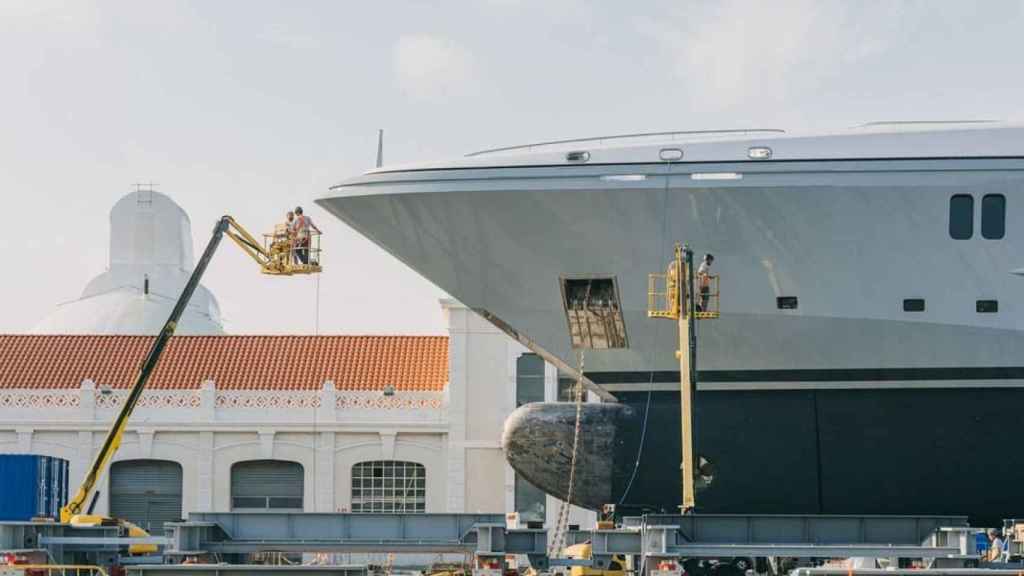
[290,206,322,265]
[697,253,714,311]
[988,528,1005,562]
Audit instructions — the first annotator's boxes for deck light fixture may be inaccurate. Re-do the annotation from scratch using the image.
[659,148,684,161]
[748,146,772,160]
[691,172,743,181]
[600,174,647,182]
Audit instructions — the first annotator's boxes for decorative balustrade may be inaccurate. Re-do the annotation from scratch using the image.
[0,381,447,423]
[0,390,80,409]
[94,389,202,409]
[335,390,444,411]
[216,390,321,409]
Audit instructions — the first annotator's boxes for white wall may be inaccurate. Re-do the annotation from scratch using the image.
[2,300,596,528]
[442,299,598,528]
[442,298,517,514]
[0,382,450,517]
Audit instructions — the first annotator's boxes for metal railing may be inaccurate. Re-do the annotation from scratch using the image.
[467,128,785,157]
[647,264,680,319]
[648,270,719,320]
[263,226,322,275]
[695,275,720,319]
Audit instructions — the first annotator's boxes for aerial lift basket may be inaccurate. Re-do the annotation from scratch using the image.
[647,250,718,319]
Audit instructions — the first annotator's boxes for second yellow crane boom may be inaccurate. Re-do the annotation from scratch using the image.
[60,215,321,552]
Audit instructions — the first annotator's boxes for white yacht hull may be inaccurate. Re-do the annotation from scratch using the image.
[319,131,1024,523]
[320,157,1024,390]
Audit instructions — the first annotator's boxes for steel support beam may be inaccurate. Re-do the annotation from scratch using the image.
[127,565,368,576]
[3,512,980,570]
[166,513,505,556]
[623,514,969,546]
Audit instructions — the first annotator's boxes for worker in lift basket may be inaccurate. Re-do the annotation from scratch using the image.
[697,253,714,311]
[291,206,322,265]
[987,528,1005,562]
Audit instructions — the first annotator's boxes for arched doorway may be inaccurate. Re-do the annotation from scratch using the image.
[230,460,304,510]
[109,459,183,533]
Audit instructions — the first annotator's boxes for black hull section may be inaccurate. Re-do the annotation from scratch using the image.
[613,388,1021,526]
[503,387,1024,526]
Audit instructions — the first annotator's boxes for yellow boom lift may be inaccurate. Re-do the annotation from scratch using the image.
[648,243,719,513]
[59,215,321,553]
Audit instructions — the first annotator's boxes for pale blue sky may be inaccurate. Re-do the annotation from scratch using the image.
[3,0,1024,335]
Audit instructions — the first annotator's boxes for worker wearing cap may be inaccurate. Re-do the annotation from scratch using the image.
[290,206,322,265]
[697,253,714,312]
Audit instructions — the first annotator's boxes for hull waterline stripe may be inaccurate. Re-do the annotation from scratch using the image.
[588,366,1024,385]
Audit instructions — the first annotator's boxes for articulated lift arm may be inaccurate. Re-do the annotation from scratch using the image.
[60,215,318,523]
[60,217,231,522]
[221,216,273,269]
[222,215,321,276]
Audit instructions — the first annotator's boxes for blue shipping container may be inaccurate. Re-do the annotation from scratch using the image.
[0,454,70,521]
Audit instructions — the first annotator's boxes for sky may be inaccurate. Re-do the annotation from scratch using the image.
[3,0,1024,335]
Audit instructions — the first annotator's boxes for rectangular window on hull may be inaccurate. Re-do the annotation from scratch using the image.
[903,298,925,312]
[977,300,998,313]
[982,194,1006,239]
[949,194,974,239]
[776,296,798,310]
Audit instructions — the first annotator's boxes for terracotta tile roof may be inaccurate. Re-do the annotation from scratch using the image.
[0,335,448,391]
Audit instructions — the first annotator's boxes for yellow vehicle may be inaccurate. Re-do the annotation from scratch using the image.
[58,215,321,555]
[563,543,627,576]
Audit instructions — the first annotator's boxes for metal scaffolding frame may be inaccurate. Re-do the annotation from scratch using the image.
[1,512,984,575]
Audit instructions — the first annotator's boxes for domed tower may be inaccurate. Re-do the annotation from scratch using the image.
[33,189,225,335]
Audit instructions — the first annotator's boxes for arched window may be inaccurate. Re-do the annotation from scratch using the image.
[231,460,303,510]
[351,461,425,513]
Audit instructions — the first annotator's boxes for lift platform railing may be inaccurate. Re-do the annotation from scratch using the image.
[694,275,720,319]
[648,265,719,319]
[262,225,322,274]
[647,262,680,319]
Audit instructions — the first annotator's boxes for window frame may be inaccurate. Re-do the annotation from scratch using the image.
[350,460,426,514]
[981,193,1006,240]
[515,353,546,407]
[949,194,974,240]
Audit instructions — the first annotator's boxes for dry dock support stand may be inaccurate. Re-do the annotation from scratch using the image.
[2,512,992,576]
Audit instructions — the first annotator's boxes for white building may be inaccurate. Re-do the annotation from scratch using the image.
[1,189,594,538]
[33,189,223,335]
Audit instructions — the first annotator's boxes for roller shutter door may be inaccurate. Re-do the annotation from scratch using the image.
[231,460,303,510]
[109,460,183,533]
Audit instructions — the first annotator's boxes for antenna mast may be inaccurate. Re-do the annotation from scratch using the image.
[376,129,384,168]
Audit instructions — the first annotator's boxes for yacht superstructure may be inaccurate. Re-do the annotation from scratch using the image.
[319,123,1024,523]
